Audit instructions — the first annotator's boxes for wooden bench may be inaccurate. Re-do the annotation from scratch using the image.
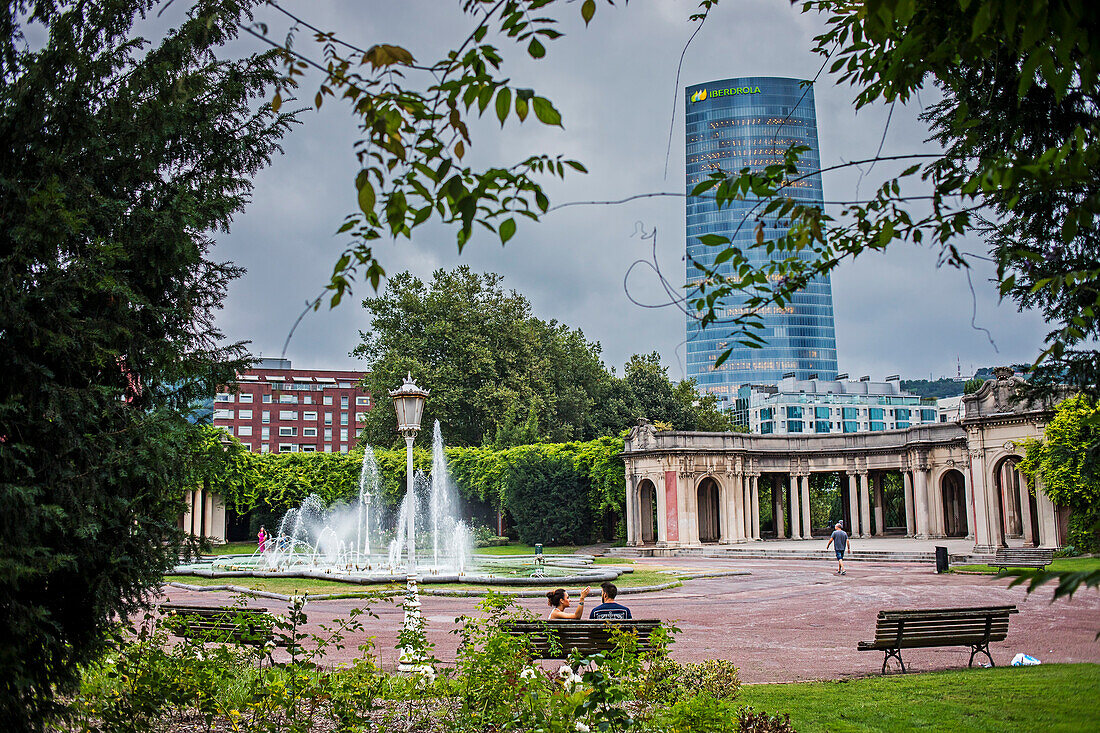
[159,603,280,647]
[858,606,1018,673]
[499,619,664,660]
[991,547,1054,569]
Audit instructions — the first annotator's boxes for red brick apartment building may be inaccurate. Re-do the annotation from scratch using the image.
[212,358,371,454]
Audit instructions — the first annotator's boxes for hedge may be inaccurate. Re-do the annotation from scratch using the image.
[205,436,626,543]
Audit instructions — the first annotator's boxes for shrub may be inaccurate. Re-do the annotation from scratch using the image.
[504,449,593,545]
[737,707,796,733]
[652,694,739,733]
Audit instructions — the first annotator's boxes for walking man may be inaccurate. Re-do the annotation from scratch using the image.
[825,521,850,575]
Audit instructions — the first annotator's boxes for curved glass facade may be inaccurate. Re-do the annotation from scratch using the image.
[685,76,838,405]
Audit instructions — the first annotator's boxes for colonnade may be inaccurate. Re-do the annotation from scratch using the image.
[180,484,226,542]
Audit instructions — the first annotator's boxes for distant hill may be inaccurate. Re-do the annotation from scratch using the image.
[900,378,965,399]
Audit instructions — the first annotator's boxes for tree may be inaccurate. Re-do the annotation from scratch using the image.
[1020,393,1100,551]
[503,449,593,545]
[685,0,1100,398]
[624,352,744,432]
[352,266,615,447]
[0,1,291,726]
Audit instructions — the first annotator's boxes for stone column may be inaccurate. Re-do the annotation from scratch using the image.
[968,448,998,553]
[203,489,215,538]
[914,468,930,540]
[680,473,697,546]
[182,490,194,537]
[742,477,752,540]
[655,472,668,545]
[961,467,975,540]
[1017,468,1035,546]
[789,474,802,539]
[625,474,637,546]
[847,473,859,536]
[751,475,761,540]
[1033,476,1059,548]
[927,469,944,537]
[725,476,739,543]
[873,473,885,536]
[903,471,916,536]
[800,475,811,538]
[191,488,203,536]
[773,475,786,539]
[859,472,871,539]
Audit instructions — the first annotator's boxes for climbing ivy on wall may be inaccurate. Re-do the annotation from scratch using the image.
[203,435,626,542]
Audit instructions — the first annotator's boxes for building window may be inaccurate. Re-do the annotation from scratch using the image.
[339,382,353,389]
[240,443,252,451]
[262,411,270,423]
[786,406,802,419]
[339,445,349,453]
[303,411,318,421]
[300,445,316,452]
[896,422,910,429]
[760,421,774,434]
[279,394,297,404]
[279,443,295,453]
[324,412,333,425]
[895,408,911,421]
[279,426,297,436]
[262,394,272,403]
[341,396,349,408]
[238,425,253,437]
[324,428,332,440]
[921,409,936,422]
[303,427,317,437]
[261,444,270,453]
[788,420,803,433]
[340,429,348,441]
[238,393,253,403]
[261,427,270,439]
[323,444,332,453]
[340,412,348,425]
[842,407,858,420]
[279,410,297,420]
[222,426,233,435]
[815,406,829,420]
[842,421,859,433]
[214,409,233,420]
[356,412,366,423]
[303,396,312,404]
[356,396,370,406]
[238,409,253,420]
[870,421,885,431]
[323,395,333,405]
[215,393,233,402]
[869,408,884,420]
[759,407,773,421]
[815,420,830,433]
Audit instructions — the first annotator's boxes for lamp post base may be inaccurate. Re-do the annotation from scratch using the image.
[397,575,434,676]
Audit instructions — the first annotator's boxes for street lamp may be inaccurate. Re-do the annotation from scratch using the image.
[389,373,430,675]
[390,373,429,573]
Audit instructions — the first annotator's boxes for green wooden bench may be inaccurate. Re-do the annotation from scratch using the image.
[857,605,1018,673]
[499,619,664,660]
[991,547,1054,569]
[159,603,280,647]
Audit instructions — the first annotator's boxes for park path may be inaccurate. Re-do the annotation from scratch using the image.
[157,557,1100,683]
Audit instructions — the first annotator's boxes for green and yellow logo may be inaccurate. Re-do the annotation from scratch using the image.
[691,85,762,103]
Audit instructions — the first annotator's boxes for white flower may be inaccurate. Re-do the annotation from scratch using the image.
[557,664,574,680]
[576,723,590,732]
[563,672,584,691]
[520,667,539,681]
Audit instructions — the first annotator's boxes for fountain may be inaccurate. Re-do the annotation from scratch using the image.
[176,422,621,586]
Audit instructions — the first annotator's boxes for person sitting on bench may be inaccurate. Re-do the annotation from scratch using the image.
[547,586,591,619]
[589,581,632,620]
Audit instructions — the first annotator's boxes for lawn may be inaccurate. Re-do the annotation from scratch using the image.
[952,557,1100,574]
[475,543,582,556]
[737,664,1100,732]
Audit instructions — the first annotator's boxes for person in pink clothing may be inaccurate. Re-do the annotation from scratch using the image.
[257,526,268,552]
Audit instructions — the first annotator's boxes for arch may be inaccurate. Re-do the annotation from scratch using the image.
[940,469,968,537]
[992,455,1038,544]
[696,476,721,543]
[638,478,657,544]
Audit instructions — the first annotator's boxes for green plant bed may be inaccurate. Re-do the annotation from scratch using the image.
[737,664,1100,733]
[202,541,259,556]
[951,557,1100,574]
[424,568,675,593]
[475,542,581,556]
[162,575,401,597]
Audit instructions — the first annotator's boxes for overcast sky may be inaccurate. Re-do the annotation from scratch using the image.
[210,0,1049,384]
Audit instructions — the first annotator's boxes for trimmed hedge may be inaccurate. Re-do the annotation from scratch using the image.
[205,436,626,544]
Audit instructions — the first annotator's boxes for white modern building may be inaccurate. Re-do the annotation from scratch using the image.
[745,374,938,435]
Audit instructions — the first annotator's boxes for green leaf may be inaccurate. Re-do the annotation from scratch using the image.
[357,179,376,216]
[532,97,562,126]
[499,218,516,244]
[528,38,545,59]
[495,87,511,126]
[581,0,596,25]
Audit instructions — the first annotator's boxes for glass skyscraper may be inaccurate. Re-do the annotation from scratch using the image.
[685,76,838,408]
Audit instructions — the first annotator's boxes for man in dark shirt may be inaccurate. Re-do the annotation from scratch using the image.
[825,521,850,575]
[588,581,631,619]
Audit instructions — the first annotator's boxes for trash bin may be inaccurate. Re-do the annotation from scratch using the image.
[935,546,949,573]
[535,543,543,557]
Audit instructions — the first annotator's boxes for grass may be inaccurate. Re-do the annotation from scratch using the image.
[952,557,1100,574]
[474,543,581,556]
[737,664,1100,732]
[204,541,260,556]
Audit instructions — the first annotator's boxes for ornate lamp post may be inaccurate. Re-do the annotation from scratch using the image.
[390,373,430,674]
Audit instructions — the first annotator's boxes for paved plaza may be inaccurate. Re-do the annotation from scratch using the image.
[159,549,1100,683]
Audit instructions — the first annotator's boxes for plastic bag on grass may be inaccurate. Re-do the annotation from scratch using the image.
[1011,653,1041,666]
